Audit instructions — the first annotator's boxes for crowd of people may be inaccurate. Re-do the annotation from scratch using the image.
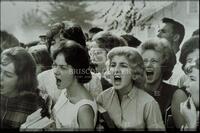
[0,17,199,131]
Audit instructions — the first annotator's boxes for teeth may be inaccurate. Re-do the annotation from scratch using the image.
[114,75,120,78]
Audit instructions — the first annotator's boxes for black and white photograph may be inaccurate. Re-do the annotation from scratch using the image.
[1,0,199,131]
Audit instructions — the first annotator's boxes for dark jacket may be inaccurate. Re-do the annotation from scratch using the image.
[0,92,45,128]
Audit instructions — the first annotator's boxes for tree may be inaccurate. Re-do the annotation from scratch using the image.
[21,1,95,31]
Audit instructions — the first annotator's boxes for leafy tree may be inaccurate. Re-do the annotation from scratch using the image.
[21,1,95,31]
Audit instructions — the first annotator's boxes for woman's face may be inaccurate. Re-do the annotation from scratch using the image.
[89,42,107,65]
[53,53,75,90]
[0,61,18,97]
[184,49,199,74]
[110,55,133,90]
[186,67,199,108]
[142,50,162,84]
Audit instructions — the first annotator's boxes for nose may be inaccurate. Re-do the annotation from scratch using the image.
[113,64,121,74]
[157,30,161,38]
[145,60,152,67]
[53,66,60,76]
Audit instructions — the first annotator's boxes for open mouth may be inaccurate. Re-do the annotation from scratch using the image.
[55,76,61,87]
[114,75,121,85]
[146,71,154,80]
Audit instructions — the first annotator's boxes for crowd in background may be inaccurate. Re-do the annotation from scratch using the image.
[0,17,199,131]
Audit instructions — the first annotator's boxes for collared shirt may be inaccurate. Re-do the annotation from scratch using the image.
[97,86,165,130]
[164,51,185,86]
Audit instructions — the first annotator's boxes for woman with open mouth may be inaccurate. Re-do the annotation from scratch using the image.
[89,31,128,91]
[139,38,179,129]
[97,46,165,130]
[50,40,97,130]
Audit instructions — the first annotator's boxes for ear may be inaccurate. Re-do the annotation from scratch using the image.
[173,34,180,43]
[132,74,137,80]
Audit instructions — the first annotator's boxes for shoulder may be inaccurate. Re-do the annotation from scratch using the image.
[137,88,156,103]
[172,88,188,101]
[98,87,114,98]
[37,69,54,79]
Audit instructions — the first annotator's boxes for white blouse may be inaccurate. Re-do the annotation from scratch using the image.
[52,89,97,130]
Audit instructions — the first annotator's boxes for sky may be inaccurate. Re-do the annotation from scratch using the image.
[1,1,50,43]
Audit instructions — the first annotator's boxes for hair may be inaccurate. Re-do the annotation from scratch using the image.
[53,41,92,84]
[89,27,103,34]
[121,34,141,48]
[1,47,38,93]
[46,22,86,53]
[29,47,53,72]
[140,38,176,80]
[107,46,146,89]
[192,28,199,37]
[92,31,128,53]
[1,30,19,53]
[179,36,199,70]
[162,17,185,46]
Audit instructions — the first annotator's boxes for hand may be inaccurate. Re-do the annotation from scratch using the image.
[180,97,197,128]
[40,95,54,118]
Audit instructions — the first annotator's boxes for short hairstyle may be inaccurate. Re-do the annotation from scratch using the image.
[30,48,53,72]
[1,30,19,53]
[179,36,199,70]
[121,34,141,48]
[53,41,92,84]
[107,46,146,89]
[162,17,185,45]
[140,38,176,80]
[92,31,128,52]
[89,27,103,34]
[1,47,38,92]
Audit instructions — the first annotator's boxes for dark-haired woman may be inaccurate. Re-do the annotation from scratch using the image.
[0,47,44,128]
[50,40,97,129]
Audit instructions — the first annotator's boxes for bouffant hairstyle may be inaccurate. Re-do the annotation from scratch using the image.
[92,31,128,53]
[140,38,176,80]
[53,40,92,84]
[179,36,199,71]
[107,46,146,89]
[1,47,38,92]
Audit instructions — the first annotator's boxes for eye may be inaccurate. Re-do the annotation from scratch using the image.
[143,59,148,63]
[121,63,128,68]
[60,65,68,70]
[186,58,192,63]
[151,59,159,63]
[110,63,116,67]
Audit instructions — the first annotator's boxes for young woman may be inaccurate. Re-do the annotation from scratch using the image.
[50,41,97,130]
[89,31,127,90]
[139,38,178,127]
[0,47,45,128]
[97,46,165,130]
[171,36,199,130]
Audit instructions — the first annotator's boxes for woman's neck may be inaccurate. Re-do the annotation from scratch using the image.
[116,82,133,103]
[66,79,83,98]
[145,78,162,93]
[96,64,106,75]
